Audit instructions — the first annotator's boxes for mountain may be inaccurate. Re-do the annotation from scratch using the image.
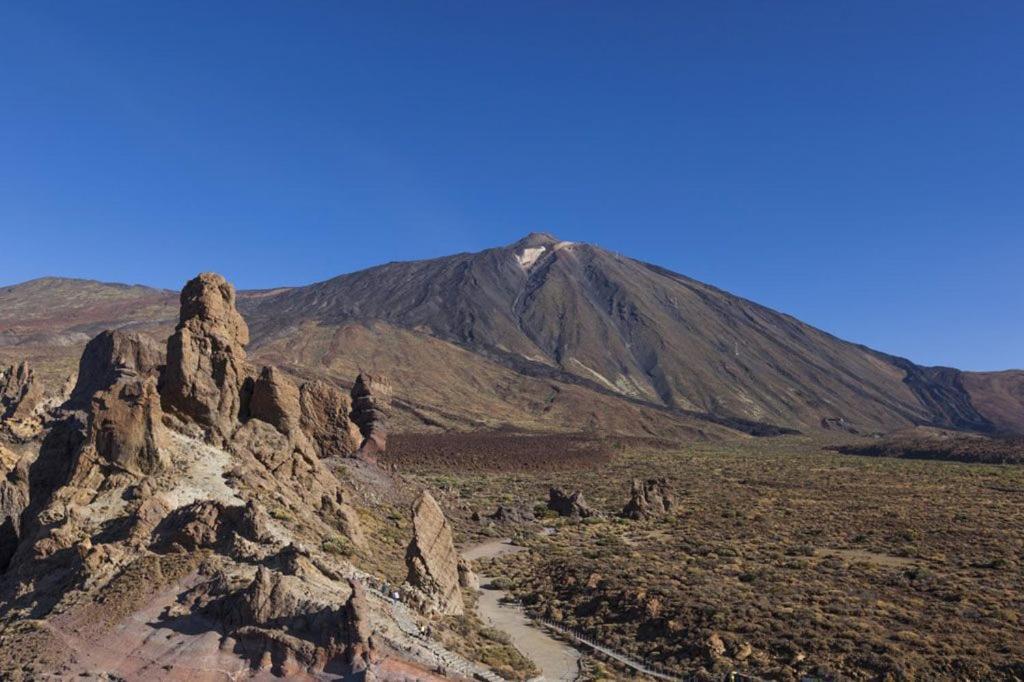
[2,235,1022,436]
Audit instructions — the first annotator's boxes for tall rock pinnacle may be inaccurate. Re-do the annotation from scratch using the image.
[160,272,250,443]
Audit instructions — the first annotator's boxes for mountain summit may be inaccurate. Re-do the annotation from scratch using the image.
[2,237,1022,437]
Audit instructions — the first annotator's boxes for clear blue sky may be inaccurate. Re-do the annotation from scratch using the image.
[1,3,1021,371]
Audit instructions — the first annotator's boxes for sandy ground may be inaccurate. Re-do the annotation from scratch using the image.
[464,540,581,681]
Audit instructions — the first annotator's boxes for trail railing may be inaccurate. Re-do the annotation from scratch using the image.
[537,616,683,681]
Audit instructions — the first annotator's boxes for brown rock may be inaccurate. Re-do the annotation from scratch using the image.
[0,360,43,422]
[705,632,727,660]
[458,557,479,591]
[160,272,250,443]
[405,490,464,616]
[349,373,391,456]
[621,478,675,520]
[67,330,164,410]
[0,457,30,571]
[151,499,274,552]
[344,578,374,669]
[249,366,302,437]
[299,380,360,458]
[89,376,168,475]
[547,487,596,518]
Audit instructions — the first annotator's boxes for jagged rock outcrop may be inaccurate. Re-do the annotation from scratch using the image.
[350,373,391,457]
[0,361,42,422]
[548,486,596,518]
[198,566,368,676]
[67,330,164,410]
[160,272,250,443]
[249,366,303,437]
[405,490,464,616]
[65,330,170,475]
[299,380,361,458]
[0,273,405,679]
[621,478,675,520]
[89,375,168,475]
[151,499,273,552]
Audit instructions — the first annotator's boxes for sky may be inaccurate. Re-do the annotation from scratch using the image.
[1,3,1021,371]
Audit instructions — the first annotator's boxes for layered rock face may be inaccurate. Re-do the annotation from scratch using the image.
[299,380,361,458]
[405,490,464,616]
[548,486,596,518]
[350,373,391,456]
[621,478,675,519]
[161,272,250,443]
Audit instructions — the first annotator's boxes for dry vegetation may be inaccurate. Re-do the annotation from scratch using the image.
[401,435,1024,680]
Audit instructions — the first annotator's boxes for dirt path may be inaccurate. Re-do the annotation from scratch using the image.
[464,540,581,681]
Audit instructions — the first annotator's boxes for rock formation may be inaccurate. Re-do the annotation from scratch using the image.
[350,372,391,457]
[67,330,164,409]
[299,380,361,458]
[485,504,535,524]
[405,490,464,616]
[621,478,675,519]
[457,557,479,591]
[0,360,42,422]
[249,365,303,438]
[72,330,170,475]
[344,578,375,671]
[0,272,479,679]
[160,272,250,443]
[89,375,168,475]
[547,486,596,518]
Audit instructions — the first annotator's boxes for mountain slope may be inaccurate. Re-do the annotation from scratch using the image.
[240,233,1021,434]
[2,235,1022,436]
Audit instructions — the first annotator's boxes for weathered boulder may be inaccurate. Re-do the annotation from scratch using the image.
[299,380,361,458]
[249,366,303,437]
[160,273,250,443]
[547,487,596,518]
[67,330,164,410]
[621,478,675,519]
[349,373,391,456]
[405,490,464,616]
[0,361,43,422]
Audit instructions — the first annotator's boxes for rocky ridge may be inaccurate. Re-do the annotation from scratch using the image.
[0,272,473,680]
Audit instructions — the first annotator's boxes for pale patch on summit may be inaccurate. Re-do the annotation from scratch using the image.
[516,246,547,269]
